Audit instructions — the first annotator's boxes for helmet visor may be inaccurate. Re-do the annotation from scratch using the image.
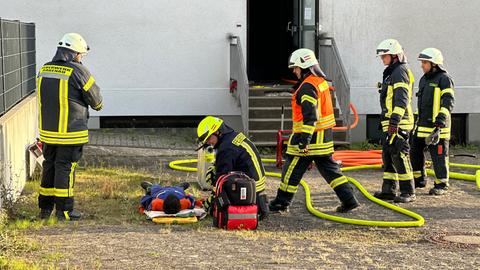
[418,53,433,60]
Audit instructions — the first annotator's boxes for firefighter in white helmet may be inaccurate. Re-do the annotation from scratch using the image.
[269,48,359,213]
[373,39,416,203]
[410,48,454,195]
[37,33,102,220]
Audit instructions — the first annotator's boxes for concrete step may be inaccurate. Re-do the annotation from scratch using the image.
[249,97,340,117]
[249,118,345,131]
[254,140,350,147]
[249,107,293,119]
[249,106,340,119]
[249,91,337,103]
[249,96,291,107]
[249,129,348,143]
[249,119,292,130]
[249,84,293,96]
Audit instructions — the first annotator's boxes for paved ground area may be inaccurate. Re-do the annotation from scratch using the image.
[3,129,479,269]
[88,128,197,150]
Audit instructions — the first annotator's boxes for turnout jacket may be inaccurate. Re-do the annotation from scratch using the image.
[379,61,415,132]
[287,74,336,156]
[37,48,103,145]
[214,125,266,192]
[415,69,455,139]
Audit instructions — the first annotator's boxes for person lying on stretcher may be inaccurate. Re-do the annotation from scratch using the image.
[139,182,202,214]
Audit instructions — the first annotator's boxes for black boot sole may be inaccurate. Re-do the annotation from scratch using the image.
[268,205,290,213]
[336,203,359,213]
[393,195,416,203]
[39,213,52,220]
[373,192,396,201]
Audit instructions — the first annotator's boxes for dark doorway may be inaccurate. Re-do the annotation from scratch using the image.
[247,0,319,83]
[247,0,294,82]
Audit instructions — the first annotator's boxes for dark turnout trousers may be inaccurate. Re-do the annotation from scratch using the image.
[276,154,357,205]
[410,134,449,188]
[381,133,415,195]
[38,144,83,212]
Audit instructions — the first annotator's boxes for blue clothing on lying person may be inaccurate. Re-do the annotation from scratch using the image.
[140,184,196,211]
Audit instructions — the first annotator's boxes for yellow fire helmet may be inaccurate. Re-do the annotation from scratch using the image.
[196,116,224,149]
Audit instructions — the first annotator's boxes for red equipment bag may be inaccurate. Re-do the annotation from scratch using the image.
[213,172,258,230]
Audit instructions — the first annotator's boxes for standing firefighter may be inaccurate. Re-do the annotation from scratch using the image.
[196,116,269,220]
[269,48,359,213]
[411,48,454,195]
[37,33,103,220]
[374,39,416,203]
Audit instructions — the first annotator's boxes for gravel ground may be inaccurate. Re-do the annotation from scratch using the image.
[17,144,480,269]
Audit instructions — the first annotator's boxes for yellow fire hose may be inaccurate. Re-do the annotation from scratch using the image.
[169,159,480,227]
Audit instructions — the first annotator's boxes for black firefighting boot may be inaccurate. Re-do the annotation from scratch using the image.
[334,183,359,213]
[373,179,397,200]
[429,183,449,196]
[414,176,427,189]
[256,193,269,220]
[55,209,82,221]
[394,180,416,203]
[268,190,293,213]
[39,208,53,220]
[141,181,153,194]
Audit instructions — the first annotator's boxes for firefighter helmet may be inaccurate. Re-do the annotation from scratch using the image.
[418,48,444,66]
[288,48,319,69]
[58,33,90,54]
[376,39,403,56]
[197,116,224,144]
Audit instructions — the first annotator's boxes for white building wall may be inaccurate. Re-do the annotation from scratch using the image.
[1,0,247,117]
[319,0,480,114]
[0,94,37,207]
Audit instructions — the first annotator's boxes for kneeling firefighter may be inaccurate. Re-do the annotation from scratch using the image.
[410,48,455,195]
[196,116,269,220]
[268,48,359,213]
[374,39,416,203]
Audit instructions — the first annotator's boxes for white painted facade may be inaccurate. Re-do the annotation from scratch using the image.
[319,0,480,115]
[2,0,479,142]
[1,0,246,117]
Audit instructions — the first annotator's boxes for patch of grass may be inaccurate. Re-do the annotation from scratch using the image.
[0,229,40,254]
[40,251,65,264]
[0,257,43,270]
[0,229,43,270]
[257,146,276,157]
[451,143,479,152]
[1,166,199,268]
[349,141,382,151]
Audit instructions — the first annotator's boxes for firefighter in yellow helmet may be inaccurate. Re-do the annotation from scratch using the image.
[269,48,359,213]
[411,48,454,195]
[374,39,416,203]
[37,33,103,220]
[196,116,269,220]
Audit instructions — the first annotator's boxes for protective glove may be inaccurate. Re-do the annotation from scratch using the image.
[387,122,399,136]
[425,127,441,146]
[434,115,446,129]
[298,132,312,153]
[202,193,215,215]
[393,135,410,154]
[205,166,216,186]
